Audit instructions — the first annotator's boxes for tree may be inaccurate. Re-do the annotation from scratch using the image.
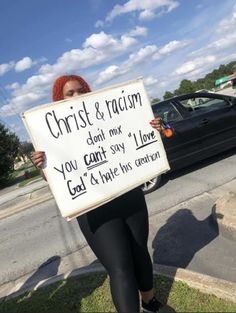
[0,123,20,184]
[163,91,175,100]
[19,141,34,162]
[178,79,195,94]
[151,97,160,105]
[161,60,236,97]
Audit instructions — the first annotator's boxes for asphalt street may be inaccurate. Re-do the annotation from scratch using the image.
[0,149,236,302]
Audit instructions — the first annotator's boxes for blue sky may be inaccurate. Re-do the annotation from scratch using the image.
[0,0,236,141]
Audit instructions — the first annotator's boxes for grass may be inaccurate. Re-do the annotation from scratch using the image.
[17,168,41,187]
[1,273,236,313]
[0,160,41,189]
[15,160,41,187]
[13,160,33,174]
[8,160,41,188]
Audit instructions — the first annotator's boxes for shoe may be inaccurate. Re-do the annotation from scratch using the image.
[142,296,162,313]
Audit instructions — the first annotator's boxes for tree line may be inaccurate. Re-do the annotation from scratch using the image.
[0,122,33,187]
[151,60,236,103]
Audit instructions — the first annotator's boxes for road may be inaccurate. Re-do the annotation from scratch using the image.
[147,147,236,215]
[0,178,47,206]
[0,147,236,285]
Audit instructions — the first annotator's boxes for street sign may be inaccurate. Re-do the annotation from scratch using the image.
[215,76,229,86]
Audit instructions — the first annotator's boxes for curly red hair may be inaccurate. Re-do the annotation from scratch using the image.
[52,75,91,101]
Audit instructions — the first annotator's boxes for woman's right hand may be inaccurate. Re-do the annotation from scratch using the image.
[31,151,45,169]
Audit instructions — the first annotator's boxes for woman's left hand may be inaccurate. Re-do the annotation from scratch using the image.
[150,117,162,133]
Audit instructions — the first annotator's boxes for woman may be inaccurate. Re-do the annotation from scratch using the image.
[32,74,163,313]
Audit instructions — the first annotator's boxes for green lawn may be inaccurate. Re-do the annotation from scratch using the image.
[6,160,41,188]
[1,273,236,312]
[17,168,41,187]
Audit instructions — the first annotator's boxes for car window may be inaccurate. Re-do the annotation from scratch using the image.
[179,97,230,116]
[152,102,182,123]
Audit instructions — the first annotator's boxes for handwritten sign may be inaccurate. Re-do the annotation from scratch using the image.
[22,78,170,220]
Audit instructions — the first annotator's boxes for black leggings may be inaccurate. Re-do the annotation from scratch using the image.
[77,187,153,312]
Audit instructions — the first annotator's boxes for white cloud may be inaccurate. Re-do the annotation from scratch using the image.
[95,45,158,85]
[187,5,236,68]
[96,65,121,84]
[39,32,137,76]
[125,45,158,67]
[83,32,137,51]
[39,48,101,74]
[0,56,45,77]
[139,9,156,21]
[94,39,189,86]
[15,57,33,72]
[153,39,190,60]
[217,4,236,33]
[65,38,73,43]
[93,2,236,98]
[100,0,179,24]
[95,20,104,28]
[0,61,15,76]
[159,40,190,54]
[22,73,55,91]
[1,72,56,117]
[5,82,20,90]
[191,30,236,57]
[208,32,236,50]
[83,31,118,49]
[121,35,138,48]
[3,29,141,116]
[0,91,47,117]
[144,76,158,86]
[126,26,148,37]
[175,55,216,75]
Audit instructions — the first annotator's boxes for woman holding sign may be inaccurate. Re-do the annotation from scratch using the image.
[32,74,163,313]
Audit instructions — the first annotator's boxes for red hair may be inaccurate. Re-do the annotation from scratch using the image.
[52,75,91,101]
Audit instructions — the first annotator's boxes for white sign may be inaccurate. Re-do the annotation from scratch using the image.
[22,78,170,220]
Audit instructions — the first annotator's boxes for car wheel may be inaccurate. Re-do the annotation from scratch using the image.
[142,176,161,194]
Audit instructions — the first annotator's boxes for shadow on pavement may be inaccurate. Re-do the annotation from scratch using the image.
[9,255,61,298]
[6,258,108,312]
[152,208,219,306]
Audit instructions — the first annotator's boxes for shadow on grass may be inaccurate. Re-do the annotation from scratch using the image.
[17,169,40,187]
[0,173,24,189]
[1,257,235,312]
[1,260,108,313]
[152,208,219,307]
[0,161,39,189]
[6,174,25,186]
[9,256,61,299]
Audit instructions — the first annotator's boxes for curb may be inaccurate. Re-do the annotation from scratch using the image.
[153,264,236,304]
[2,263,236,304]
[212,191,236,241]
[0,192,54,220]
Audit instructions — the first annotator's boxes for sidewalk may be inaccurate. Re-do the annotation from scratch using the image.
[0,179,52,220]
[0,177,236,304]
